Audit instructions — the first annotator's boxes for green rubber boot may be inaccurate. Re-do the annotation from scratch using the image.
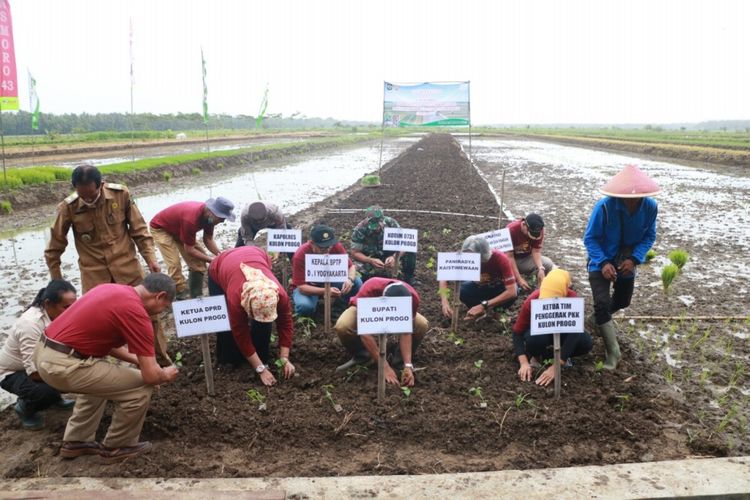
[599,320,621,370]
[188,271,205,298]
[586,313,600,336]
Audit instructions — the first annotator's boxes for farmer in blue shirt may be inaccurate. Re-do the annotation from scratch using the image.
[584,164,660,370]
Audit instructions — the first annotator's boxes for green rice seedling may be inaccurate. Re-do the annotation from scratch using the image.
[661,264,679,293]
[716,405,738,433]
[668,249,689,270]
[644,249,656,263]
[664,367,673,384]
[163,171,173,182]
[691,327,711,350]
[0,200,12,215]
[469,387,487,408]
[699,368,711,387]
[360,174,381,187]
[191,167,202,175]
[728,362,745,389]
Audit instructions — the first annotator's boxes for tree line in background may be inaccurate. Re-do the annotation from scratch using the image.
[0,111,375,136]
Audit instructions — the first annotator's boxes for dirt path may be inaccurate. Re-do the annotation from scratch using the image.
[2,133,728,479]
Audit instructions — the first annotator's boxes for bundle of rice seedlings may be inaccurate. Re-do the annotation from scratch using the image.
[662,264,680,293]
[668,249,689,269]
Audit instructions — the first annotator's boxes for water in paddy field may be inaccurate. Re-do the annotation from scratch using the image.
[0,140,411,334]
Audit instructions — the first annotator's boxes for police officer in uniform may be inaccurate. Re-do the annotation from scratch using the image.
[44,164,170,362]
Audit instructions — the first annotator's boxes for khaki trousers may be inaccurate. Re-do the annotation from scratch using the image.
[35,343,153,448]
[334,306,429,348]
[515,254,555,275]
[151,227,207,293]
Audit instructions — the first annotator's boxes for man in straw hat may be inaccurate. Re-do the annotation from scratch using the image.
[208,246,296,385]
[584,164,659,370]
[512,268,592,386]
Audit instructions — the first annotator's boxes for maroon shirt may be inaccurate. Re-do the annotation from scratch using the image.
[349,277,420,315]
[506,219,544,259]
[291,241,353,289]
[150,201,214,246]
[45,284,154,358]
[479,250,517,287]
[209,246,293,357]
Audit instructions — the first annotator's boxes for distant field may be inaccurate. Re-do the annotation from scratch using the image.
[482,127,750,151]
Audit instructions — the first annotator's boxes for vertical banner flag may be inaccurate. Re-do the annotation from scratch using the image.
[256,85,268,128]
[383,81,469,127]
[28,70,39,130]
[201,48,208,124]
[0,0,19,110]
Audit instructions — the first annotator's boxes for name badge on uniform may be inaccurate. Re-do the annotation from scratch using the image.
[81,234,92,242]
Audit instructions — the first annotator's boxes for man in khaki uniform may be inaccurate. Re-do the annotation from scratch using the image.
[45,164,160,291]
[44,165,169,362]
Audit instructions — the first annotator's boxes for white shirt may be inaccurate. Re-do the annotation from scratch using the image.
[0,306,51,380]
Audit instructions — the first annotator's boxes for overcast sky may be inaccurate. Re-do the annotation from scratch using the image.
[10,0,750,125]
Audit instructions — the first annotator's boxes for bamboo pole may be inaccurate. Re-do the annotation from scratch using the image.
[377,334,387,402]
[324,282,332,333]
[623,315,749,321]
[450,281,460,334]
[200,335,215,396]
[553,333,561,399]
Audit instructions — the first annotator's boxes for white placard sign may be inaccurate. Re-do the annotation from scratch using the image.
[305,254,349,282]
[476,228,513,252]
[530,297,585,335]
[172,295,231,338]
[436,252,481,281]
[382,227,418,253]
[356,296,413,335]
[267,229,302,253]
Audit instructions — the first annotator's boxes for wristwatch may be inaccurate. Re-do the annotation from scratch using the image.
[404,363,414,370]
[480,300,489,310]
[255,364,267,374]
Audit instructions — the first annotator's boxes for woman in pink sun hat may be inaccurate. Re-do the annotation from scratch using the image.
[583,164,660,371]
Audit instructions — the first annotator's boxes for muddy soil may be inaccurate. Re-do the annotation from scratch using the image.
[0,134,724,479]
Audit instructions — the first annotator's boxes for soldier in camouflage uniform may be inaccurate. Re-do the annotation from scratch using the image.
[349,206,416,284]
[44,164,170,363]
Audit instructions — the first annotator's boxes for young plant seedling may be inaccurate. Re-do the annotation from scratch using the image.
[442,228,452,235]
[274,358,287,379]
[425,256,436,269]
[174,351,184,367]
[295,316,317,337]
[401,386,412,402]
[343,364,369,383]
[594,360,605,375]
[469,386,487,408]
[514,392,533,409]
[447,331,464,346]
[246,388,267,411]
[474,359,484,371]
[668,249,689,270]
[437,287,451,300]
[661,264,679,293]
[322,384,343,413]
[615,394,630,412]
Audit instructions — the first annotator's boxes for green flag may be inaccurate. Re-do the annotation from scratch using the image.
[256,86,268,128]
[28,70,40,130]
[201,48,208,125]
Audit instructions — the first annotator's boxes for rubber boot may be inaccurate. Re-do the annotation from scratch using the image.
[599,320,621,370]
[188,271,205,298]
[586,313,601,337]
[336,336,371,372]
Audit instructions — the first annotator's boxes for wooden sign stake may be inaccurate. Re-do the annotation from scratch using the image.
[377,334,387,402]
[450,281,460,334]
[553,333,561,399]
[200,335,215,396]
[324,282,332,333]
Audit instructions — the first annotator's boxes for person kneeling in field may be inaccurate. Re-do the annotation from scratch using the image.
[333,278,428,387]
[439,235,518,320]
[505,213,556,291]
[291,223,361,317]
[512,269,592,386]
[0,280,77,430]
[35,273,179,463]
[208,246,296,385]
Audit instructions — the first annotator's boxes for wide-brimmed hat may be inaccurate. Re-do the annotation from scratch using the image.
[311,224,338,248]
[206,197,236,222]
[600,164,661,198]
[539,269,571,299]
[239,263,279,323]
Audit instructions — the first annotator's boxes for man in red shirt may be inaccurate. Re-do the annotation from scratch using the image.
[439,235,518,320]
[333,278,429,386]
[512,268,592,386]
[506,213,556,291]
[35,273,179,463]
[291,224,361,317]
[208,246,296,386]
[150,197,235,299]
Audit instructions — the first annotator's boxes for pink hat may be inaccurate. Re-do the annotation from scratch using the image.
[600,164,661,198]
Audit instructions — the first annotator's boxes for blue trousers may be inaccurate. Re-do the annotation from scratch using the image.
[292,278,362,317]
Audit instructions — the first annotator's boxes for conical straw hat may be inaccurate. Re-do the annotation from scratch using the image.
[600,164,661,198]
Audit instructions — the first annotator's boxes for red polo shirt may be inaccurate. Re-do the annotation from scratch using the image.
[479,250,517,287]
[291,241,353,289]
[150,201,214,246]
[506,219,543,259]
[349,277,420,315]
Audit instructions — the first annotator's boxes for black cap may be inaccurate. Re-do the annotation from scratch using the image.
[310,225,338,248]
[524,213,544,238]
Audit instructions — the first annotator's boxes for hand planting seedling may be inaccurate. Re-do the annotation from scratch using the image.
[246,388,267,411]
[661,264,679,293]
[322,384,343,413]
[668,249,689,269]
[469,386,487,408]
